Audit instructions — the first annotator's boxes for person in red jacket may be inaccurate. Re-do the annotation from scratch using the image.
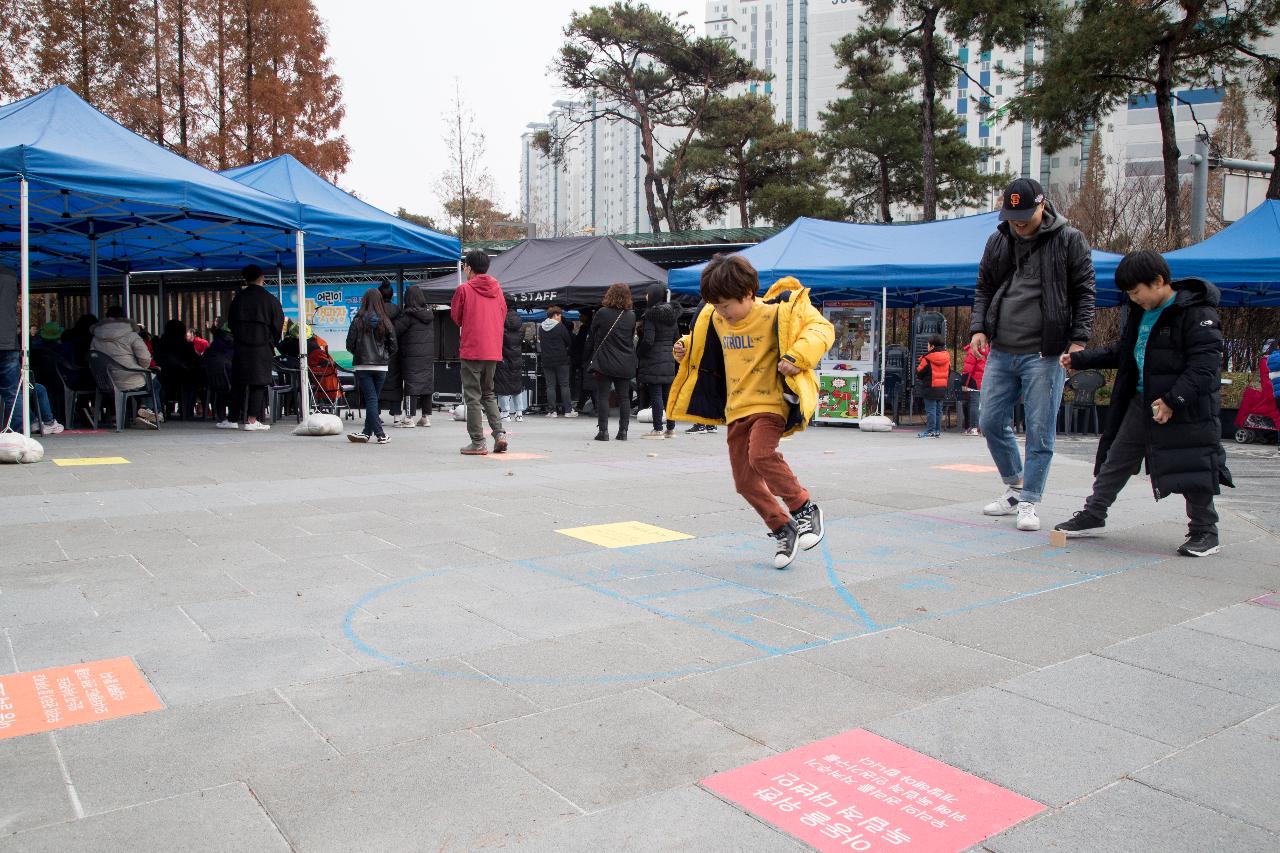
[961,342,987,436]
[451,249,509,455]
[916,335,950,437]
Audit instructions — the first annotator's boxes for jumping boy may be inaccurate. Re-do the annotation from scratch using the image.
[669,254,835,569]
[1053,251,1233,557]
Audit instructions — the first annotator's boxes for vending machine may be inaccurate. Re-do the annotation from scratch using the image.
[815,300,878,424]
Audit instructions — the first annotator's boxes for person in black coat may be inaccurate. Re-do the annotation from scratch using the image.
[202,320,235,424]
[588,284,638,441]
[538,305,574,417]
[392,285,436,427]
[572,307,596,414]
[1054,251,1233,557]
[227,264,285,431]
[636,283,679,437]
[375,281,409,424]
[494,307,526,420]
[154,319,205,420]
[345,288,398,443]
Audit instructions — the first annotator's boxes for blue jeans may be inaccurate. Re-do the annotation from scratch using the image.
[979,348,1065,504]
[355,371,387,437]
[922,398,942,434]
[499,390,527,415]
[31,383,54,423]
[0,350,20,430]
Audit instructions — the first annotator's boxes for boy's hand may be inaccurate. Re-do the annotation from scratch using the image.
[672,341,686,360]
[970,333,989,356]
[1152,400,1173,424]
[777,359,801,377]
[1059,352,1074,370]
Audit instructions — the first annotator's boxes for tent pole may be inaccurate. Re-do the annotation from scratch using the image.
[295,231,309,418]
[123,272,131,318]
[276,264,284,303]
[88,223,99,317]
[19,178,31,439]
[880,286,887,417]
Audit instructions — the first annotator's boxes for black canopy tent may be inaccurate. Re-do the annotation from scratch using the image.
[416,235,676,308]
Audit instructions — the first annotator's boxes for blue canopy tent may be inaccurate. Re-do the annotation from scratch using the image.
[668,213,1124,306]
[1163,200,1280,306]
[221,154,458,269]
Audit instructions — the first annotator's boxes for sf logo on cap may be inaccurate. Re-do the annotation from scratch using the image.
[1010,193,1021,206]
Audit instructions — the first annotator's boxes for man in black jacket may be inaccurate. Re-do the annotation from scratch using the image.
[226,264,285,431]
[1054,251,1232,557]
[971,178,1096,532]
[538,305,574,417]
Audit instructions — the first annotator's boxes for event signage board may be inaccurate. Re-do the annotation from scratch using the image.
[702,729,1044,852]
[816,371,866,423]
[280,284,369,362]
[0,657,164,740]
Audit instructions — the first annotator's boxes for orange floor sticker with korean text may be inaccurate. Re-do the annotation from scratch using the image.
[0,657,163,740]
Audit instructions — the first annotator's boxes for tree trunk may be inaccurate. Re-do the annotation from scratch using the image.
[77,5,90,100]
[638,121,663,233]
[244,0,255,161]
[919,6,939,221]
[738,158,749,226]
[878,157,892,223]
[1154,44,1182,246]
[1268,64,1280,200]
[216,0,227,169]
[152,0,164,145]
[176,0,187,155]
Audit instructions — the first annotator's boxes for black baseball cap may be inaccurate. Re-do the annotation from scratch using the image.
[999,178,1046,222]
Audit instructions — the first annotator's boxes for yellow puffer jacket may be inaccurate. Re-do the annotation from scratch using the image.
[668,277,834,437]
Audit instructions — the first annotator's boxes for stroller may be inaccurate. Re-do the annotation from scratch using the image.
[307,346,353,419]
[1234,352,1279,444]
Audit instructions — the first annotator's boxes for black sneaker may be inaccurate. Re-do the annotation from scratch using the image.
[769,521,801,570]
[792,501,824,550]
[1178,532,1220,557]
[685,423,706,433]
[1054,510,1106,537]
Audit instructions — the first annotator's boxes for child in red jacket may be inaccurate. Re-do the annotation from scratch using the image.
[916,335,950,437]
[961,342,987,435]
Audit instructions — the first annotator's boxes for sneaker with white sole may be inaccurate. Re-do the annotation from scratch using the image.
[983,486,1022,516]
[41,421,65,435]
[215,419,239,430]
[769,521,801,569]
[347,432,370,443]
[792,501,824,550]
[376,434,390,444]
[416,416,431,427]
[241,420,270,431]
[394,419,416,428]
[1177,532,1220,557]
[1016,501,1041,531]
[564,410,579,418]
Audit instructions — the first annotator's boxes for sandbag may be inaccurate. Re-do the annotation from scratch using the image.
[292,412,343,436]
[858,415,893,432]
[0,433,45,463]
[453,404,466,421]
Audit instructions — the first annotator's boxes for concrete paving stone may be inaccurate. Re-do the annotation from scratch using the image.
[0,537,65,568]
[350,522,478,549]
[1183,603,1280,651]
[133,540,283,574]
[141,631,364,705]
[724,588,880,641]
[921,555,1089,595]
[350,568,510,616]
[103,509,220,534]
[282,662,539,753]
[0,554,151,592]
[463,583,660,642]
[1158,550,1280,592]
[0,782,292,852]
[655,653,917,751]
[998,654,1266,747]
[983,779,1280,853]
[0,585,98,629]
[471,528,615,562]
[258,531,400,561]
[840,491,950,511]
[0,733,76,834]
[1002,583,1201,637]
[1082,564,1269,611]
[454,559,582,597]
[248,730,572,851]
[182,581,375,642]
[346,543,502,578]
[54,529,197,561]
[181,518,307,547]
[344,601,526,664]
[220,554,384,596]
[615,611,826,668]
[1242,705,1280,737]
[1100,627,1280,702]
[597,572,774,615]
[870,687,1171,808]
[292,510,394,535]
[503,785,806,852]
[55,690,333,814]
[6,607,208,672]
[797,627,1032,702]
[75,569,249,617]
[1135,725,1280,834]
[912,601,1127,667]
[461,623,712,709]
[839,574,1017,628]
[480,688,772,812]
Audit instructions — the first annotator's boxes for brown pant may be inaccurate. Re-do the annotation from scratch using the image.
[726,413,809,530]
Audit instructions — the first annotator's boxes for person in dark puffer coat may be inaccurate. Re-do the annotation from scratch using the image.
[375,281,407,425]
[1054,251,1233,558]
[637,283,679,437]
[494,307,526,420]
[392,285,436,428]
[588,284,638,441]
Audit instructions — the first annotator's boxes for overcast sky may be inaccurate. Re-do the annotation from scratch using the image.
[312,0,705,224]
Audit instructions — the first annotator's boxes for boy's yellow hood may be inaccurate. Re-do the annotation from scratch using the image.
[762,276,804,302]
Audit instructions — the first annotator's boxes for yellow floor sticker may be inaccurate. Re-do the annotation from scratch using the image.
[52,457,130,467]
[556,521,695,549]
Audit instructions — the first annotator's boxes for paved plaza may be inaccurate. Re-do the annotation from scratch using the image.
[1,416,1277,852]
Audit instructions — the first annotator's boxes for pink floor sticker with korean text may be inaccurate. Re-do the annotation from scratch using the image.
[702,728,1044,852]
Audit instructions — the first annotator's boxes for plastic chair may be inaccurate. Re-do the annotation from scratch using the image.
[1066,370,1106,435]
[940,370,964,430]
[88,350,158,432]
[268,357,301,424]
[203,359,232,422]
[55,358,97,428]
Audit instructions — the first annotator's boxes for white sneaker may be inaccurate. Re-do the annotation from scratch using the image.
[983,487,1022,516]
[241,420,270,432]
[41,421,65,435]
[395,419,416,428]
[565,410,579,418]
[515,413,524,422]
[416,416,431,427]
[1016,502,1041,531]
[215,420,239,430]
[545,411,559,418]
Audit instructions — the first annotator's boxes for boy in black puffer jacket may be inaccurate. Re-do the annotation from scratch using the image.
[1054,251,1233,557]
